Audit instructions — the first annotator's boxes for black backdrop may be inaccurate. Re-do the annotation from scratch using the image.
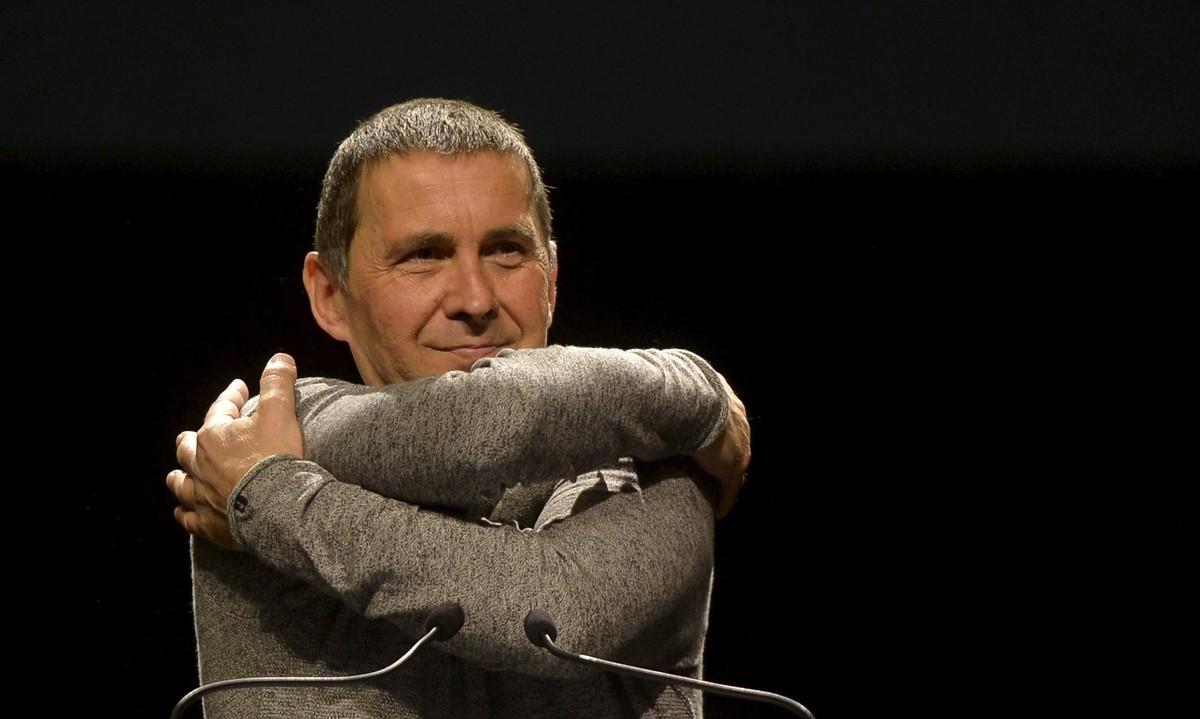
[9,3,1194,717]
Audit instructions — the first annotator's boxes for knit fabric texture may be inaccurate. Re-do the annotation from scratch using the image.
[191,346,725,717]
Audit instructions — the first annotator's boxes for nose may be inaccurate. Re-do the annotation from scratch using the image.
[442,255,499,328]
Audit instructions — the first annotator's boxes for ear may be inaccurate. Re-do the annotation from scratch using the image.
[303,251,352,342]
[546,241,559,326]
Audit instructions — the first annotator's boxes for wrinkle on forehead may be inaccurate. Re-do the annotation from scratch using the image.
[354,151,536,241]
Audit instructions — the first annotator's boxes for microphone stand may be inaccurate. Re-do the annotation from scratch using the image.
[171,602,464,719]
[540,634,814,718]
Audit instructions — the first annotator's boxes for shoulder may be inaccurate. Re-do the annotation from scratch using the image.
[239,376,358,418]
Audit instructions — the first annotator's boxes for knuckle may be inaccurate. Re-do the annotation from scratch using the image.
[196,425,217,446]
[175,433,192,456]
[262,364,295,382]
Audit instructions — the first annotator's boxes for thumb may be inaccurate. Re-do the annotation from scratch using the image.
[257,353,298,427]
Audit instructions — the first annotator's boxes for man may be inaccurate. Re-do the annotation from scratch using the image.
[167,98,750,717]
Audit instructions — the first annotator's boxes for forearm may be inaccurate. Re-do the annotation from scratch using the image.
[228,455,715,680]
[280,346,728,517]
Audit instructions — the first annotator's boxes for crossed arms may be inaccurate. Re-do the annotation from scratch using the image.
[250,346,732,518]
[176,345,747,678]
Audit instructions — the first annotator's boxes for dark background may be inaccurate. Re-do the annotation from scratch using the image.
[8,2,1193,717]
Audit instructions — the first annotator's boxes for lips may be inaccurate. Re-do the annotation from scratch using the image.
[439,344,505,365]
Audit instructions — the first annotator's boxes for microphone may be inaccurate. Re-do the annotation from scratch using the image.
[170,602,465,719]
[523,609,814,718]
[425,601,466,639]
[523,607,558,647]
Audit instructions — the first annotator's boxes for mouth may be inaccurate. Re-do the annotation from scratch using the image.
[438,344,506,365]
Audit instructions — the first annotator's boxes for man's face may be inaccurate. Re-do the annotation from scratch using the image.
[332,151,557,385]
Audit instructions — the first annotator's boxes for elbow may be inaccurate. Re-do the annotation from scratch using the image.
[528,566,713,680]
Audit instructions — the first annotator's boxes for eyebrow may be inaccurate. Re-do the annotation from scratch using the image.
[484,222,539,245]
[383,231,451,262]
[394,222,538,250]
[396,231,452,249]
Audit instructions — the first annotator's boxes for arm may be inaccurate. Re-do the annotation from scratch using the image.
[260,345,729,518]
[228,454,715,680]
[172,345,746,548]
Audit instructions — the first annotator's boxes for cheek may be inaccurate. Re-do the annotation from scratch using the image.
[369,310,413,348]
[369,293,435,342]
[509,282,553,335]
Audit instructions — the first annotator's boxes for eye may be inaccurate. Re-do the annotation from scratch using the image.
[487,240,528,266]
[398,246,446,264]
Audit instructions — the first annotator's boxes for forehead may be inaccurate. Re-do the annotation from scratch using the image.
[354,151,534,237]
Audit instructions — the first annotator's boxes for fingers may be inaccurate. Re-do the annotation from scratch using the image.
[169,466,239,550]
[166,468,226,513]
[176,430,198,476]
[172,504,239,551]
[181,378,247,479]
[716,493,734,520]
[174,505,198,534]
[165,469,196,509]
[715,471,747,520]
[258,353,298,428]
[716,482,734,519]
[714,381,751,520]
[204,379,249,427]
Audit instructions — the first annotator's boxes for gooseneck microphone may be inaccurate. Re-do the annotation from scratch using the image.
[170,602,465,719]
[524,609,814,718]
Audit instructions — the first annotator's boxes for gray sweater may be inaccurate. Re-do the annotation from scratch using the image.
[191,346,727,717]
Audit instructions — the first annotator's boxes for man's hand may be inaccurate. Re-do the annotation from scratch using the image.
[166,353,305,550]
[691,371,751,519]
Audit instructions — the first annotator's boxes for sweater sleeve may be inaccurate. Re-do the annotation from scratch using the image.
[227,455,715,680]
[253,345,729,518]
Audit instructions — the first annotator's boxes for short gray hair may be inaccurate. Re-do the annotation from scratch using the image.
[314,98,554,289]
